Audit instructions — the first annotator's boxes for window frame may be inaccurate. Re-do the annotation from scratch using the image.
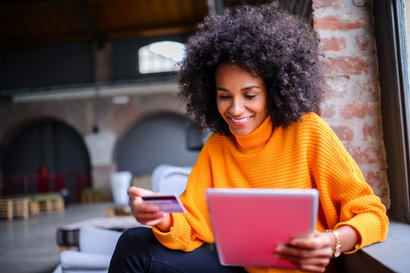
[374,0,410,223]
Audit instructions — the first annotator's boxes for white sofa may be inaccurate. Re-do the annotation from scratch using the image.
[53,226,122,273]
[53,164,192,273]
[151,164,192,196]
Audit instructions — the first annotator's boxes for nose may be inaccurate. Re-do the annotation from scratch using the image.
[229,97,244,116]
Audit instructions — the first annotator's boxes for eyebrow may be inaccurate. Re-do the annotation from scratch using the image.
[216,86,261,92]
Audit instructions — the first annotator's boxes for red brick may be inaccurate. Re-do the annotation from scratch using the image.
[325,56,370,75]
[347,146,378,164]
[331,125,354,142]
[312,0,344,10]
[363,124,378,141]
[313,14,370,31]
[365,170,381,189]
[355,35,374,51]
[319,37,347,51]
[341,102,376,119]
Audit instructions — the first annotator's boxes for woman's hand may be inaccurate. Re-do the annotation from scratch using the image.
[274,231,334,272]
[128,186,171,231]
[275,226,359,272]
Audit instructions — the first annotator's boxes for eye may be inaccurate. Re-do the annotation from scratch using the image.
[218,94,231,100]
[245,94,256,99]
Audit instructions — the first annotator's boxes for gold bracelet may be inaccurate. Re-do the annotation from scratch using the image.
[325,229,342,258]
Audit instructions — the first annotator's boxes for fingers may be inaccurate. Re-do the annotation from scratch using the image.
[128,186,158,213]
[275,245,331,272]
[274,232,334,272]
[289,231,333,252]
[127,187,166,226]
[132,210,164,226]
[276,250,330,272]
[275,244,333,259]
[128,186,154,199]
[129,200,163,226]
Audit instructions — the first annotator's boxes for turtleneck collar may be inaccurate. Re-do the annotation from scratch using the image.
[230,115,274,150]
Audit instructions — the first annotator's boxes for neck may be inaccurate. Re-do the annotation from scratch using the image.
[230,115,273,150]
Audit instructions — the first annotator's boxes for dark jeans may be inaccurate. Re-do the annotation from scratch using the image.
[109,227,247,273]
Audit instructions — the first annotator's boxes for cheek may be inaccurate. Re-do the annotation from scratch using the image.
[250,100,266,114]
[259,104,268,115]
[216,101,227,114]
[258,98,268,115]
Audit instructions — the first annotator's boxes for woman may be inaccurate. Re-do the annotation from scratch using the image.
[109,2,388,273]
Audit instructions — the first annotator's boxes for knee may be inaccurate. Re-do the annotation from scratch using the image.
[115,227,153,252]
[110,227,153,271]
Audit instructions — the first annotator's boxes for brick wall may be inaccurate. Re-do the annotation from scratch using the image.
[312,0,390,206]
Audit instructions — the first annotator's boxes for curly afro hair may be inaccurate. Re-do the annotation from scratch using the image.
[178,1,324,135]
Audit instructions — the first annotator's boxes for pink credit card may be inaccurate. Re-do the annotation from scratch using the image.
[142,194,186,213]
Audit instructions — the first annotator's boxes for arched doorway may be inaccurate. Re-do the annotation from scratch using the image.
[2,119,91,202]
[114,113,200,176]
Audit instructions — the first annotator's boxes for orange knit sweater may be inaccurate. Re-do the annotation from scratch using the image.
[152,113,389,273]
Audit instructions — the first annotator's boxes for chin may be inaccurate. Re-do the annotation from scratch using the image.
[231,128,251,136]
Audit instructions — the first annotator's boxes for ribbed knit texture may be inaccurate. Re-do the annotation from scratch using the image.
[152,113,389,273]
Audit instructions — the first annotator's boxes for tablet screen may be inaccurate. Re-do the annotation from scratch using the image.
[206,188,319,268]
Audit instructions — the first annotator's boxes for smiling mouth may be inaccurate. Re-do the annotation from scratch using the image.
[229,116,251,125]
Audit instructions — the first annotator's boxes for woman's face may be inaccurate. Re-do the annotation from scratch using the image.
[215,62,268,136]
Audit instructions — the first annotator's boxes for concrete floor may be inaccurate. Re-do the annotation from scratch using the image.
[0,202,112,273]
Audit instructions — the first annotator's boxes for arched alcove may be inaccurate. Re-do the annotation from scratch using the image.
[114,113,200,176]
[2,119,91,202]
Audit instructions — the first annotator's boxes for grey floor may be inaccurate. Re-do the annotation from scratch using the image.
[0,202,112,273]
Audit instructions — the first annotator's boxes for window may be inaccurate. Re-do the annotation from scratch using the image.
[374,0,410,223]
[138,41,186,74]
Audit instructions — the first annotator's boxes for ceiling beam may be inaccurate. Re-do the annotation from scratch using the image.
[56,0,103,47]
[0,0,54,6]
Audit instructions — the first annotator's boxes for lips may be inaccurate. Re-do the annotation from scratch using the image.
[229,116,251,125]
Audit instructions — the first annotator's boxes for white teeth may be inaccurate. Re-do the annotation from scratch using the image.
[231,117,250,123]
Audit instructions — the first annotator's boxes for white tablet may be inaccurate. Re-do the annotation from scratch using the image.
[206,188,319,268]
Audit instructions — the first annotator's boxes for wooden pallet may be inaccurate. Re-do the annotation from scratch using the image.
[1,193,64,219]
[30,193,64,213]
[106,205,131,217]
[0,198,29,220]
[37,198,64,212]
[0,199,13,220]
[29,201,40,215]
[81,188,109,203]
[13,198,29,219]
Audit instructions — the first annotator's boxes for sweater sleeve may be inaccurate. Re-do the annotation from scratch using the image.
[151,134,216,252]
[305,115,389,253]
